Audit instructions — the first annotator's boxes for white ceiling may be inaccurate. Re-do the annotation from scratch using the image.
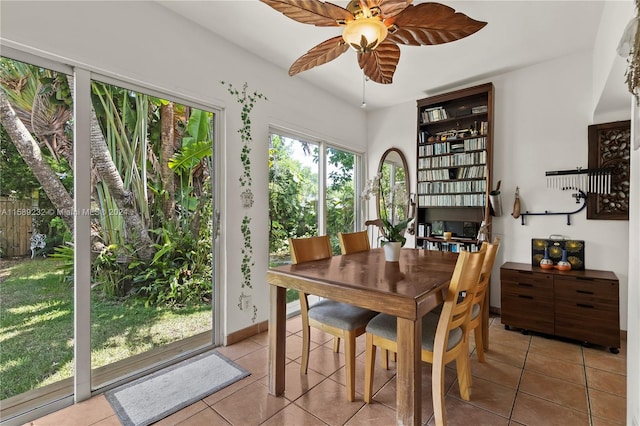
[158,1,620,110]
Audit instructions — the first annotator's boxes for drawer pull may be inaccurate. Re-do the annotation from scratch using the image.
[576,303,594,309]
[576,290,594,295]
[517,283,533,287]
[576,277,594,281]
[518,295,534,299]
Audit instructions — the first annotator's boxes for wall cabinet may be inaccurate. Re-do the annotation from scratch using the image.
[500,262,620,353]
[415,83,493,252]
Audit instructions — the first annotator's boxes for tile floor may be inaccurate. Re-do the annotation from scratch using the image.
[26,315,627,426]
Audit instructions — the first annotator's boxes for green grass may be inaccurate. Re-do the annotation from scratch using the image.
[0,258,211,400]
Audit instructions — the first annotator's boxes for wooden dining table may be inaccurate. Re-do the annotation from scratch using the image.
[267,248,460,426]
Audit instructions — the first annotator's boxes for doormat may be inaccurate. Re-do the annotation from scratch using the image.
[105,350,250,426]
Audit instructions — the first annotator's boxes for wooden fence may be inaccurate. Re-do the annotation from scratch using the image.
[0,197,33,257]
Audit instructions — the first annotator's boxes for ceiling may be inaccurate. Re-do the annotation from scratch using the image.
[158,1,621,111]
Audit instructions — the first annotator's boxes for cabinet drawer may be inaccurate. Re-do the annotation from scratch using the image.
[500,294,554,334]
[501,279,553,300]
[555,313,620,348]
[554,277,618,308]
[501,269,552,287]
[554,277,619,315]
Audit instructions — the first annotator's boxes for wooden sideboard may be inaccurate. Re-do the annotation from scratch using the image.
[500,262,620,353]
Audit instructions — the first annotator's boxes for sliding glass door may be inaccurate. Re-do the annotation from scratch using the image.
[87,78,218,390]
[0,52,221,422]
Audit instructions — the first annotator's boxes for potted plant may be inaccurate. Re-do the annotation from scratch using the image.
[362,174,414,262]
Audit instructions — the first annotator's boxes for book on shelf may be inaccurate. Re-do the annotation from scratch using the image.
[421,106,448,123]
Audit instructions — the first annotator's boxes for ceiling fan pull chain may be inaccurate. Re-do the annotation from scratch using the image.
[362,73,368,108]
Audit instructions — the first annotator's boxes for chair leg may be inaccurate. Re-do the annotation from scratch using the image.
[381,349,389,370]
[364,333,376,403]
[345,332,356,402]
[456,352,472,401]
[301,323,311,375]
[474,325,485,362]
[432,352,447,426]
[333,337,340,353]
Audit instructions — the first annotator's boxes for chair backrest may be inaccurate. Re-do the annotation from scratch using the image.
[472,237,501,306]
[338,230,371,255]
[289,235,332,265]
[436,250,486,347]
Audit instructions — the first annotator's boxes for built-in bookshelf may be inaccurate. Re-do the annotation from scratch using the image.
[415,83,494,252]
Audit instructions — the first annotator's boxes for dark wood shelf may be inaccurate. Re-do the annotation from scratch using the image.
[415,83,494,252]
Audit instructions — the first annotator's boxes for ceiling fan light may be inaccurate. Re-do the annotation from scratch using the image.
[342,18,388,53]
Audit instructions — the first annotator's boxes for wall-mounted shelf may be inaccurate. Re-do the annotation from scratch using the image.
[517,167,612,225]
[519,188,586,225]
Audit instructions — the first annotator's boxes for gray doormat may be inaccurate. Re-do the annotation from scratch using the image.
[105,350,250,426]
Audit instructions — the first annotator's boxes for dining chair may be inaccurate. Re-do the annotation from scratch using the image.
[289,235,378,402]
[363,249,486,426]
[469,237,500,362]
[338,230,370,254]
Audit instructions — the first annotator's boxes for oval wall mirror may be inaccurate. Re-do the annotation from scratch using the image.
[376,148,411,225]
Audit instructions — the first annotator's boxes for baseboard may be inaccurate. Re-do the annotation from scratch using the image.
[489,306,501,316]
[226,320,269,346]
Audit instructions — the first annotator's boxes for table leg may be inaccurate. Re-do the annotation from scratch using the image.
[268,285,286,395]
[396,316,422,425]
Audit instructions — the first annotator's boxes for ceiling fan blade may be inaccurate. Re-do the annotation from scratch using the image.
[364,0,412,19]
[260,0,352,27]
[386,3,487,46]
[357,40,400,84]
[289,36,350,76]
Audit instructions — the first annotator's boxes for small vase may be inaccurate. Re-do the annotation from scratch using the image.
[383,241,402,262]
[555,249,572,271]
[539,247,554,270]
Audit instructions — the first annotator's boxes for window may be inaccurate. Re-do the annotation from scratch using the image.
[268,131,362,264]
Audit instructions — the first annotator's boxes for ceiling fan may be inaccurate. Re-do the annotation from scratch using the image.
[259,0,487,84]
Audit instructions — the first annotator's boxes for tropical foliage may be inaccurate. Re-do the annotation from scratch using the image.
[0,56,214,306]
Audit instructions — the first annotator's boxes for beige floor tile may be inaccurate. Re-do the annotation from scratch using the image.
[178,406,231,425]
[233,346,269,379]
[528,336,583,364]
[216,339,263,361]
[329,352,397,400]
[583,346,626,375]
[211,380,289,426]
[260,403,328,425]
[304,345,345,378]
[586,366,626,397]
[518,370,588,413]
[20,314,630,426]
[591,415,625,426]
[368,361,457,421]
[249,330,269,347]
[469,356,523,389]
[511,393,589,426]
[588,388,626,424]
[426,396,510,426]
[287,316,303,334]
[91,415,122,426]
[202,375,257,406]
[258,359,326,401]
[482,341,528,369]
[28,395,114,426]
[294,378,365,425]
[524,351,586,385]
[486,323,532,351]
[449,376,516,418]
[286,333,320,362]
[344,402,397,426]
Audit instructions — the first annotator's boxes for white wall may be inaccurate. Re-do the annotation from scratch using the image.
[629,102,639,426]
[0,0,368,339]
